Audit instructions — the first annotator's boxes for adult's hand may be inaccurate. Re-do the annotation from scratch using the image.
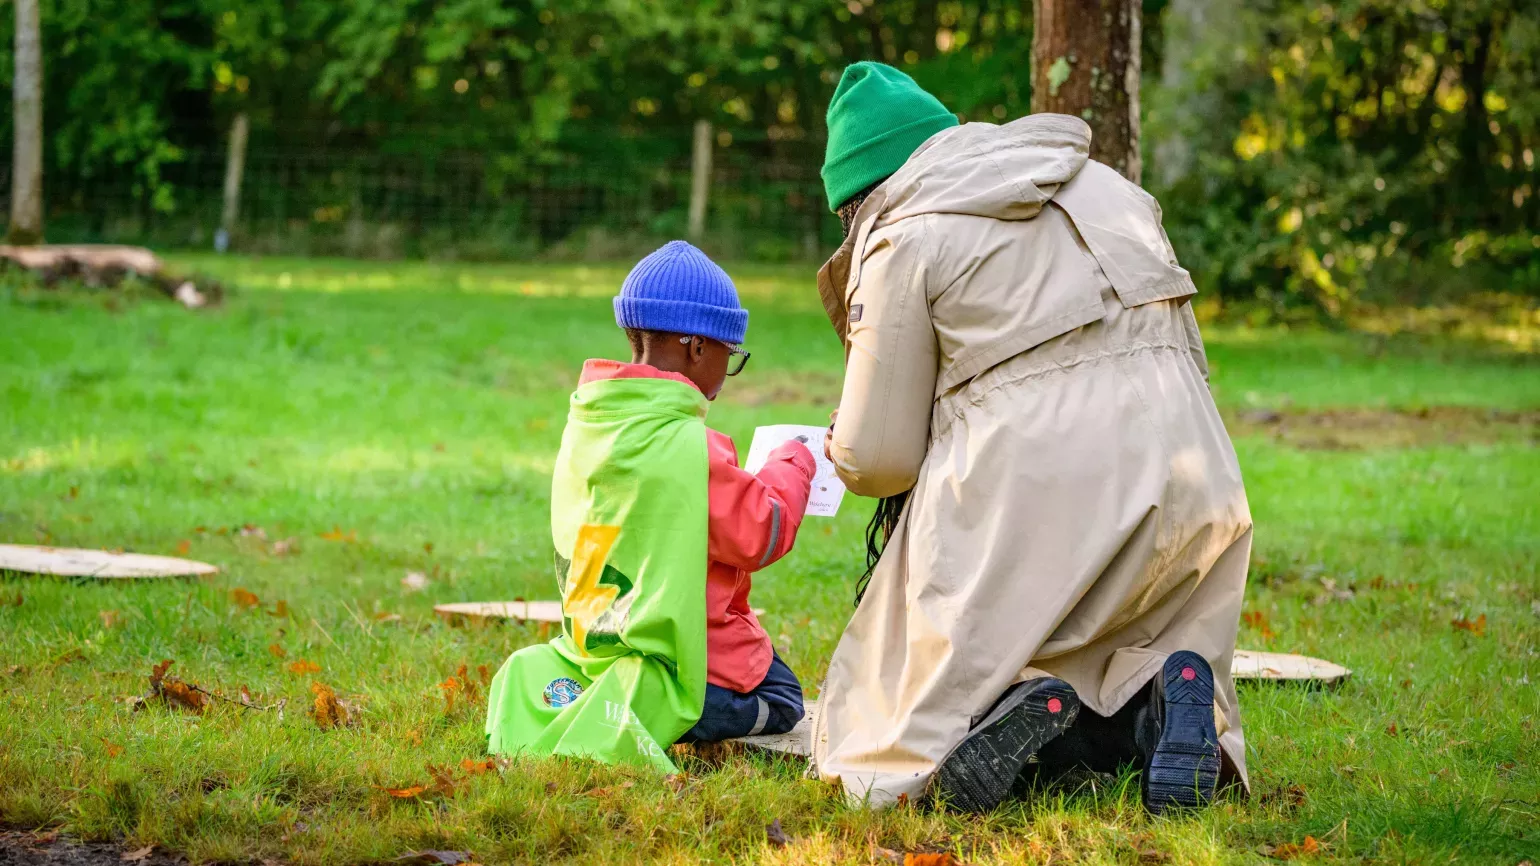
[825,410,838,461]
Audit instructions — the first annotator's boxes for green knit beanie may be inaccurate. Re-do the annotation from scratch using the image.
[821,62,959,212]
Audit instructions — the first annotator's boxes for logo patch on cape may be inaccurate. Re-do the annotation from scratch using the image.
[543,677,584,708]
[555,524,635,655]
[848,303,864,323]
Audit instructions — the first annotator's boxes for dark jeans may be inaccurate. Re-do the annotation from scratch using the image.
[678,651,805,744]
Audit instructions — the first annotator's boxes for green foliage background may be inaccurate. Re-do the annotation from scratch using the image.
[1,0,1536,307]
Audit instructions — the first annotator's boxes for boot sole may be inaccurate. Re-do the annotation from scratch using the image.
[932,678,1080,813]
[1144,650,1221,814]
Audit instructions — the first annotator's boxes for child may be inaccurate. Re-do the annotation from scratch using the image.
[485,240,815,773]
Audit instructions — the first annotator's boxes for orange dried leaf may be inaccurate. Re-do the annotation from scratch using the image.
[405,729,423,745]
[230,588,261,609]
[1242,610,1276,640]
[121,845,155,862]
[161,680,206,713]
[310,681,350,729]
[460,757,495,775]
[381,784,427,799]
[901,854,956,866]
[101,737,124,757]
[1451,614,1486,637]
[268,643,288,659]
[319,526,357,542]
[476,664,491,686]
[288,659,321,675]
[175,539,191,556]
[271,537,299,556]
[149,660,173,689]
[1270,836,1322,860]
[269,599,290,618]
[439,676,460,714]
[99,609,122,629]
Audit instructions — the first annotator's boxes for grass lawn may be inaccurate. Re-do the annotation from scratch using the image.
[1,255,1536,865]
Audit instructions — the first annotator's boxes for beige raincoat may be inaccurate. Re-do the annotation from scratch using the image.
[811,114,1252,807]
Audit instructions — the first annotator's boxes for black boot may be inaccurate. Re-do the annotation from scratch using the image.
[1137,650,1222,814]
[932,677,1080,813]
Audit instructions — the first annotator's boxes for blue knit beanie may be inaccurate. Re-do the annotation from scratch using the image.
[613,240,748,345]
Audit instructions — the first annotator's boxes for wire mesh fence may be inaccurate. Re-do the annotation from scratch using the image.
[10,127,844,262]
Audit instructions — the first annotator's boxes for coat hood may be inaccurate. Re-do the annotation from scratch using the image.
[876,113,1092,226]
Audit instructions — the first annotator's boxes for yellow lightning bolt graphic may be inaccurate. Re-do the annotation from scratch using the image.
[564,524,621,655]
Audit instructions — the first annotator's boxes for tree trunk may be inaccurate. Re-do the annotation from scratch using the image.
[8,0,43,244]
[1031,0,1142,184]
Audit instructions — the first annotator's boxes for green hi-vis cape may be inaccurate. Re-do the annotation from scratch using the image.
[485,377,709,773]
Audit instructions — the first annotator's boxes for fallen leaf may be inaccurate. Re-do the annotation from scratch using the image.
[65,485,79,501]
[99,609,122,628]
[439,676,460,714]
[141,660,205,713]
[239,524,267,539]
[381,784,427,799]
[1451,614,1487,637]
[426,763,457,797]
[31,830,59,845]
[373,611,403,623]
[1242,610,1277,640]
[194,526,206,534]
[873,847,905,865]
[1269,836,1321,860]
[402,571,429,592]
[288,659,322,675]
[230,588,261,609]
[1138,849,1171,864]
[5,664,24,676]
[269,599,290,618]
[175,539,191,556]
[271,537,299,556]
[905,854,960,866]
[392,852,472,865]
[319,526,357,542]
[476,664,492,685]
[121,845,154,862]
[1385,722,1399,737]
[268,643,287,659]
[460,757,495,775]
[310,681,351,729]
[3,591,22,607]
[423,542,434,554]
[1399,678,1413,689]
[765,818,788,848]
[102,737,124,757]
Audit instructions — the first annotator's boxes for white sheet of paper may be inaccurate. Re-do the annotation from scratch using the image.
[742,424,847,517]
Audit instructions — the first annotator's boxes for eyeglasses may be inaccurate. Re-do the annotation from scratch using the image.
[679,336,752,376]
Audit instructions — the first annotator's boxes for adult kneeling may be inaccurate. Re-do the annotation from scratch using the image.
[809,63,1253,814]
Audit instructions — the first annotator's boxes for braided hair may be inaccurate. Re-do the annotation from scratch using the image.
[836,179,910,606]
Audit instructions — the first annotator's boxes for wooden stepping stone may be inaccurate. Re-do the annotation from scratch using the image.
[433,600,564,626]
[0,544,218,579]
[733,650,1351,757]
[1231,649,1351,685]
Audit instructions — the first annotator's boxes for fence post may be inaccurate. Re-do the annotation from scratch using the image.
[687,119,712,243]
[217,112,249,252]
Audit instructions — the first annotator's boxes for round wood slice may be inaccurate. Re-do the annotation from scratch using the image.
[737,700,817,757]
[1232,649,1351,684]
[0,544,218,578]
[433,600,564,625]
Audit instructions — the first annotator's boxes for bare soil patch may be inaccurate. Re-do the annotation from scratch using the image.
[1227,406,1538,449]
